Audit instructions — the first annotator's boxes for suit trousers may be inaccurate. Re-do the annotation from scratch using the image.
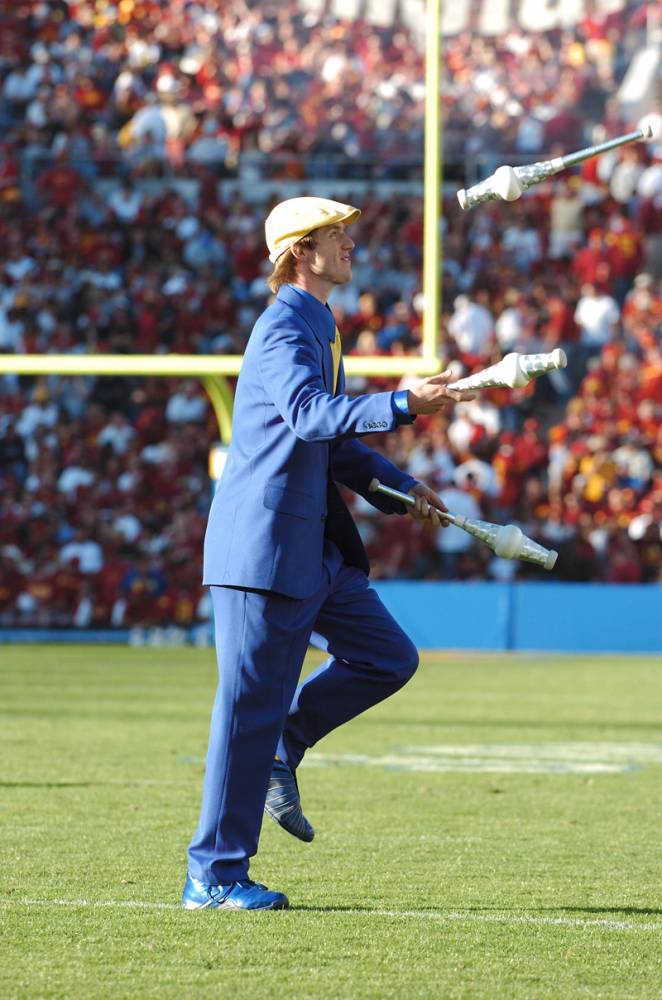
[187,541,419,884]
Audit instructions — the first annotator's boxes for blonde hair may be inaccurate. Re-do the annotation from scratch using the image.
[267,234,317,294]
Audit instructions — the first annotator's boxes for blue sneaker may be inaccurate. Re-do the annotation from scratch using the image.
[182,873,289,910]
[264,758,314,842]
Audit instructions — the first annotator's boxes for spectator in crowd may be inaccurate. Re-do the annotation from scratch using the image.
[434,474,484,579]
[548,178,584,259]
[447,293,494,360]
[98,411,136,456]
[59,528,104,575]
[574,283,620,354]
[0,423,27,483]
[501,215,543,273]
[165,380,208,424]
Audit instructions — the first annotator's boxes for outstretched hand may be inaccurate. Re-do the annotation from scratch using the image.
[407,370,476,415]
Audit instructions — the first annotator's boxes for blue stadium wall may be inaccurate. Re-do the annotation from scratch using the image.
[372,583,662,654]
[1,584,660,653]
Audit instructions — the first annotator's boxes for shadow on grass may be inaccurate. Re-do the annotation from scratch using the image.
[0,781,172,788]
[439,904,662,918]
[550,905,662,917]
[292,904,662,917]
[0,781,96,788]
[376,719,662,731]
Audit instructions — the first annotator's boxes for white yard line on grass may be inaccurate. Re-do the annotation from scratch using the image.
[303,743,662,775]
[370,909,662,933]
[1,898,175,910]
[2,898,661,932]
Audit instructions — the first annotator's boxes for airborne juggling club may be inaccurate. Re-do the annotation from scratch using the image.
[457,123,654,210]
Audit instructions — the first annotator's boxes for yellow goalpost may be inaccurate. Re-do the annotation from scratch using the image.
[0,0,442,442]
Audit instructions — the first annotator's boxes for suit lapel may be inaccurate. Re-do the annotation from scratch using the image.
[336,353,345,396]
[321,333,334,395]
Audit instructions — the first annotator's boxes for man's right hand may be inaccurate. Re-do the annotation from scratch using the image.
[407,370,476,414]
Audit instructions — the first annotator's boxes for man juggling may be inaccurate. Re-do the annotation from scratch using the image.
[183,197,474,911]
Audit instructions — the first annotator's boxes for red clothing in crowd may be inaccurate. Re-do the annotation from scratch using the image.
[36,163,85,209]
[571,231,612,287]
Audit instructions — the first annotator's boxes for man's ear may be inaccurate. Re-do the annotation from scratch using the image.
[290,241,308,261]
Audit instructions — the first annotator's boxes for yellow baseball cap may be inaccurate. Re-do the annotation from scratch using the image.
[265,196,361,263]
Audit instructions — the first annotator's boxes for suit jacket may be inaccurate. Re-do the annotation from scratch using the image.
[203,284,417,598]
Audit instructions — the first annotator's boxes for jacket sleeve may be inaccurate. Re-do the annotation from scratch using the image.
[258,319,403,442]
[331,438,419,514]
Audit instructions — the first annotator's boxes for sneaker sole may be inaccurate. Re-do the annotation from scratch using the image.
[183,897,290,911]
[219,898,289,910]
[264,807,315,842]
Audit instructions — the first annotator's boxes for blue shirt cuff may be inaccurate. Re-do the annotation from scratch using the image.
[391,389,414,424]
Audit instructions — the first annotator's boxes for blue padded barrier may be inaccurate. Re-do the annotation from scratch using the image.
[0,583,660,652]
[372,582,511,650]
[0,628,130,644]
[373,582,661,653]
[512,583,662,653]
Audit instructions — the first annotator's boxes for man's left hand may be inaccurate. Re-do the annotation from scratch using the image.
[407,483,450,526]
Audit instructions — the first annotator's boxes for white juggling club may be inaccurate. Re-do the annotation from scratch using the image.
[448,349,567,391]
[457,124,654,210]
[369,479,557,571]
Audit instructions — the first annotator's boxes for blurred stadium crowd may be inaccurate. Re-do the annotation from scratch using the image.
[0,0,661,630]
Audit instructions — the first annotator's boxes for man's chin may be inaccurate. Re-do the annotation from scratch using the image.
[323,264,352,287]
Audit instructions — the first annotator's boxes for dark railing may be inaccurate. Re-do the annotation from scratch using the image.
[8,145,599,204]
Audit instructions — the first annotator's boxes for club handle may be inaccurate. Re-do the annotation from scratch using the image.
[559,126,650,170]
[369,478,414,505]
[368,479,458,526]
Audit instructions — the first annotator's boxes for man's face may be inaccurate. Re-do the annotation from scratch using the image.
[303,223,355,286]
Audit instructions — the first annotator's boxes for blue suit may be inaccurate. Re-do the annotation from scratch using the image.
[188,284,420,883]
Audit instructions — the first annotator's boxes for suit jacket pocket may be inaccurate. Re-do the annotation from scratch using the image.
[263,484,314,520]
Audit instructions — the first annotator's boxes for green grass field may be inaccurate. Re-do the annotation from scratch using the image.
[1,646,661,1000]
